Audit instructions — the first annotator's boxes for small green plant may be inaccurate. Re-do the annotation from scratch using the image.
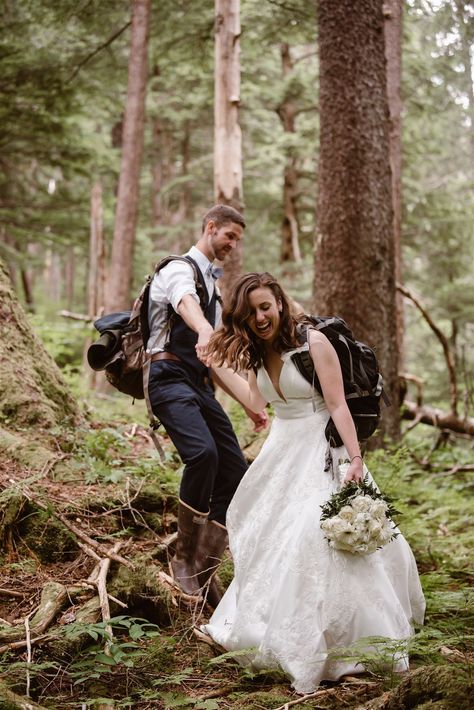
[63,616,160,685]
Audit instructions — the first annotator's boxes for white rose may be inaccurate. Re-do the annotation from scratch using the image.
[351,495,372,513]
[354,512,370,529]
[339,505,356,522]
[371,500,388,520]
[368,520,383,537]
[331,518,353,537]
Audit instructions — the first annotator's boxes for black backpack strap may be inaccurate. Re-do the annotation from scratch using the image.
[154,254,207,311]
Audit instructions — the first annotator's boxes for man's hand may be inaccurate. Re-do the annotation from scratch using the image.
[195,323,214,364]
[244,406,269,432]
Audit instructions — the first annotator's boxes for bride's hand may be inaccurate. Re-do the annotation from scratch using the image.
[343,457,364,484]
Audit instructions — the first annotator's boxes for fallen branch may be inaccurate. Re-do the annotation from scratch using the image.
[397,283,458,415]
[402,400,474,436]
[0,681,50,709]
[0,633,54,655]
[272,687,338,710]
[25,613,32,698]
[433,463,474,478]
[0,582,69,644]
[97,541,123,654]
[0,587,24,598]
[58,309,92,322]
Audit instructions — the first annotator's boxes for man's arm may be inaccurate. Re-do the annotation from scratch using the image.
[177,294,214,361]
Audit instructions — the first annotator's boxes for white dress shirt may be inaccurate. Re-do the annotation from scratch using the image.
[147,246,222,354]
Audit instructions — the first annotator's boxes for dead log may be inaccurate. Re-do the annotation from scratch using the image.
[402,400,474,436]
[0,681,49,709]
[355,663,470,709]
[0,581,71,644]
[48,595,102,661]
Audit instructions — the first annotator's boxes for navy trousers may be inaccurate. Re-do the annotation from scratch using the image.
[148,360,248,526]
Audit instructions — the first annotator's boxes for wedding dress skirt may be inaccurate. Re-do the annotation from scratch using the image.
[203,347,425,694]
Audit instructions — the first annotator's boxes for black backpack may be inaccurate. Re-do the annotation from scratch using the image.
[291,316,389,447]
[87,255,206,455]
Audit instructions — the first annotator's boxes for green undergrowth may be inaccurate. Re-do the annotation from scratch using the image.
[1,386,473,708]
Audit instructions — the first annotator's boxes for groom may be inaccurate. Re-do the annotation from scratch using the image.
[146,204,267,605]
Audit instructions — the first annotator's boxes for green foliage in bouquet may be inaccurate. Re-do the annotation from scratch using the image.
[320,473,401,524]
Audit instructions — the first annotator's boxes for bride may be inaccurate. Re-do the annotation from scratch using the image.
[201,271,425,694]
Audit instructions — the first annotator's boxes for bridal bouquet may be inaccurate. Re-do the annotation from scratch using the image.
[320,466,399,555]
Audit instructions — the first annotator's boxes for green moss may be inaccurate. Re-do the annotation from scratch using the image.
[18,509,79,563]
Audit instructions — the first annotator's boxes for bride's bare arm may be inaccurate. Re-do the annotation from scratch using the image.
[309,330,363,483]
[211,365,268,414]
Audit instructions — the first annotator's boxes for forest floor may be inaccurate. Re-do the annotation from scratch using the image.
[0,391,472,710]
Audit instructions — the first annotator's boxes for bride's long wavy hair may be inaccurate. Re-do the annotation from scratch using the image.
[209,272,299,371]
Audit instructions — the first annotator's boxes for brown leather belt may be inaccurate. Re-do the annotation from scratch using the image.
[150,351,182,363]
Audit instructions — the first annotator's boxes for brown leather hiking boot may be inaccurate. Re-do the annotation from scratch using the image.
[169,501,208,600]
[195,520,228,609]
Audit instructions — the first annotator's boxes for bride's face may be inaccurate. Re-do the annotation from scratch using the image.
[245,287,282,343]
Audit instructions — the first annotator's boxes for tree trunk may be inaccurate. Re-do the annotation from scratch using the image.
[64,246,75,311]
[88,182,106,320]
[214,0,243,303]
[20,267,35,312]
[0,258,79,433]
[151,119,165,238]
[453,0,474,166]
[106,0,151,311]
[315,0,399,440]
[384,0,404,370]
[278,43,302,265]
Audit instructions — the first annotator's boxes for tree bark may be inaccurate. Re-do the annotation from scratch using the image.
[88,182,106,320]
[0,258,79,432]
[214,0,243,303]
[278,43,302,265]
[64,246,75,312]
[106,0,151,311]
[315,0,399,440]
[453,0,474,166]
[384,0,404,369]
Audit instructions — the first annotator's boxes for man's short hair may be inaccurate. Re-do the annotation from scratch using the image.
[202,204,246,233]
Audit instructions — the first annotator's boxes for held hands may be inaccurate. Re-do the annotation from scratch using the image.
[195,324,214,365]
[244,406,269,432]
[343,456,364,484]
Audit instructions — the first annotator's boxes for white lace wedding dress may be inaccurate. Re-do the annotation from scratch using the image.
[202,346,426,694]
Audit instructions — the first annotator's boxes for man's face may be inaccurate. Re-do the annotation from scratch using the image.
[207,221,243,261]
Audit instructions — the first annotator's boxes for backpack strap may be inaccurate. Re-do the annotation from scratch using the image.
[142,356,165,461]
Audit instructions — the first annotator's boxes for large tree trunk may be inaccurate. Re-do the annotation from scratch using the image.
[314,0,399,440]
[106,0,151,312]
[0,258,79,435]
[384,0,404,369]
[214,0,243,303]
[278,43,302,265]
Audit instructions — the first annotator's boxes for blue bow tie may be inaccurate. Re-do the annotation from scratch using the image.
[209,265,224,280]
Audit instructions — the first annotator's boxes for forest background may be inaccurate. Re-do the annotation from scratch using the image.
[0,0,473,709]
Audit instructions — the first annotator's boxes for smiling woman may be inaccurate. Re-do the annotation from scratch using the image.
[203,271,425,695]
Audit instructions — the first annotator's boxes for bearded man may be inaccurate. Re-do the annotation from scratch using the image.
[147,204,267,606]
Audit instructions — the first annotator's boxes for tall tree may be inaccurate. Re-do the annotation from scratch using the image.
[106,0,151,311]
[277,43,302,265]
[214,0,243,301]
[384,0,404,366]
[314,0,399,439]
